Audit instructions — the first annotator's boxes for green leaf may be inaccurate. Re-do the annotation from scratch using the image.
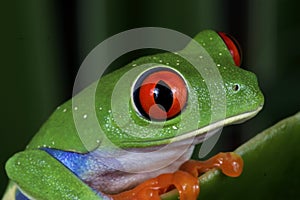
[162,111,300,200]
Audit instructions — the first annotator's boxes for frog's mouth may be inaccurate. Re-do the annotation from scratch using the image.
[169,106,263,144]
[123,106,263,149]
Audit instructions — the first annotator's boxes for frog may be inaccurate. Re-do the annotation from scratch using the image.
[2,30,264,200]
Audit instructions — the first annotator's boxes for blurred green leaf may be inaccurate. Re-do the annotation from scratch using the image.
[162,111,300,200]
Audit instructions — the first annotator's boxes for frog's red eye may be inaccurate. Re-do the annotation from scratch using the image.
[218,32,242,67]
[133,67,188,121]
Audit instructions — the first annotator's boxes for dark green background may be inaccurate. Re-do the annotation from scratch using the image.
[1,0,299,196]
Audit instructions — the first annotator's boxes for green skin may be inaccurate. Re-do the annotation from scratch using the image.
[3,30,264,200]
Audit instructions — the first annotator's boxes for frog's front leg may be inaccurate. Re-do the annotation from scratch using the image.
[180,152,244,178]
[110,152,243,200]
[110,170,199,200]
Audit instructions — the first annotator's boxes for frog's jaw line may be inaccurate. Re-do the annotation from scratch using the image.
[170,106,263,143]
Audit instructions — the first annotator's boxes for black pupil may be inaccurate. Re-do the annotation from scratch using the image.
[154,80,173,112]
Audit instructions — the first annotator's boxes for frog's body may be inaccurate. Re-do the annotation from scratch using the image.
[3,30,264,200]
[42,136,195,195]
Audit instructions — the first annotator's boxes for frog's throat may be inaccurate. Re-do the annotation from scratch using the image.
[170,106,263,144]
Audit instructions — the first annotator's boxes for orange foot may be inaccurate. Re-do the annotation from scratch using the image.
[110,152,243,200]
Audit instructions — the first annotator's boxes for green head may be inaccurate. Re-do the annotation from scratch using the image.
[27,30,264,152]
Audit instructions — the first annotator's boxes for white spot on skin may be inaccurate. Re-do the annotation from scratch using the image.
[83,114,88,119]
[74,106,78,111]
[52,141,55,145]
[209,37,213,40]
[132,64,137,67]
[217,64,221,67]
[63,108,67,112]
[96,139,100,144]
[172,125,178,130]
[174,52,178,55]
[166,62,169,65]
[219,52,222,56]
[153,56,157,59]
[199,55,203,59]
[176,63,180,66]
[43,144,47,148]
[56,106,61,110]
[202,43,206,46]
[99,107,102,111]
[159,60,163,63]
[17,162,20,165]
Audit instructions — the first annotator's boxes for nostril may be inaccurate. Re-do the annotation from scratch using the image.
[232,84,240,92]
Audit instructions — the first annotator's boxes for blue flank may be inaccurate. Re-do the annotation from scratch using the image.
[41,148,123,179]
[42,148,90,177]
[40,148,123,199]
[15,189,29,200]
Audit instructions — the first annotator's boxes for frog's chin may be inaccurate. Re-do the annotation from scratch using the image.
[170,106,263,144]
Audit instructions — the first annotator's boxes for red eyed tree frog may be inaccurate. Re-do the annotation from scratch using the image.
[3,30,264,200]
